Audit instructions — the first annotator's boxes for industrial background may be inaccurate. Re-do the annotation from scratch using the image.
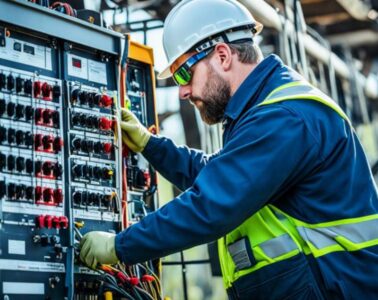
[0,0,377,299]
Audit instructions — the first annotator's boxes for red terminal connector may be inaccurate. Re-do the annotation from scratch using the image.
[128,277,139,286]
[103,142,113,154]
[34,81,42,98]
[100,94,113,107]
[35,186,43,201]
[59,216,68,229]
[43,188,54,203]
[54,188,63,205]
[44,215,53,229]
[116,272,128,283]
[99,117,112,131]
[141,275,155,283]
[41,82,52,100]
[42,135,53,150]
[52,216,61,229]
[36,215,45,228]
[53,137,63,152]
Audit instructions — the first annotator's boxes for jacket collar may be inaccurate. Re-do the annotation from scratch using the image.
[224,54,284,121]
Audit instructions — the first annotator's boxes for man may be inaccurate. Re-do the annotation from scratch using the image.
[80,0,378,298]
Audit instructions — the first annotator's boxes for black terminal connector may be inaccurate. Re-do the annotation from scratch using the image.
[7,102,15,117]
[16,77,24,93]
[7,128,15,144]
[0,73,6,89]
[0,99,5,115]
[15,130,24,145]
[15,104,24,119]
[25,132,33,147]
[25,159,33,174]
[0,152,6,170]
[24,79,33,95]
[7,183,16,198]
[7,155,15,171]
[7,74,14,91]
[52,84,61,100]
[15,184,25,199]
[0,126,6,143]
[16,157,25,172]
[25,106,33,121]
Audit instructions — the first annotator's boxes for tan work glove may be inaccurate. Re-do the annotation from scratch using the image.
[121,108,151,152]
[79,231,119,269]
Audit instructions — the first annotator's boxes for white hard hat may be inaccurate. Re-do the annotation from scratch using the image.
[158,0,263,80]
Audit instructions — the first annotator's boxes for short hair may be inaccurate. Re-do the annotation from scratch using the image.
[228,42,263,64]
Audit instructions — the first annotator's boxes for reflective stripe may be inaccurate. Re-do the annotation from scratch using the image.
[259,233,298,258]
[228,238,254,271]
[259,82,350,124]
[298,218,378,250]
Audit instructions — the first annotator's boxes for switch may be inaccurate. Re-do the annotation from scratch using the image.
[8,128,15,144]
[34,81,42,98]
[42,135,53,150]
[52,84,61,100]
[53,163,63,178]
[26,159,33,174]
[7,102,15,117]
[24,79,33,95]
[99,117,112,131]
[42,109,52,124]
[41,82,52,99]
[43,188,53,203]
[25,106,33,121]
[0,73,5,89]
[15,184,25,199]
[7,74,14,91]
[15,130,24,145]
[16,156,25,172]
[16,77,24,93]
[42,161,53,176]
[53,136,62,152]
[25,132,33,147]
[0,152,6,170]
[53,189,63,205]
[15,104,24,119]
[26,186,34,200]
[0,126,6,143]
[52,111,59,127]
[7,155,15,171]
[101,94,113,107]
[0,99,5,115]
[103,142,113,154]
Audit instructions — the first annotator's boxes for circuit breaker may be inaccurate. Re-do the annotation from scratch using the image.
[0,1,159,299]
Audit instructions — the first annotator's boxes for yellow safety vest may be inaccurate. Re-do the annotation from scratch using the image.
[218,81,378,288]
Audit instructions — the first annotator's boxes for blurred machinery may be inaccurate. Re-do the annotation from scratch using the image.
[0,0,160,299]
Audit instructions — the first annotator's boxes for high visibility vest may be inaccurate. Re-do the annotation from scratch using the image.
[218,81,378,289]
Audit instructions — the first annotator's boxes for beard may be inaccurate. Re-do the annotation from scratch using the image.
[190,64,231,125]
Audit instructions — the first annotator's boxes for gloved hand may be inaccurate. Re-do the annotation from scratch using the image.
[79,231,119,269]
[120,108,151,152]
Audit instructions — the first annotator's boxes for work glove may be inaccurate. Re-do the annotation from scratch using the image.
[79,231,119,269]
[120,108,151,152]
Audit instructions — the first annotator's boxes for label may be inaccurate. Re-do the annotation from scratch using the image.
[3,282,45,295]
[0,259,65,272]
[88,60,107,85]
[74,209,119,221]
[2,201,64,216]
[8,240,26,255]
[0,37,52,71]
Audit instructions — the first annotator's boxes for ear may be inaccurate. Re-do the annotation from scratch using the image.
[213,43,233,72]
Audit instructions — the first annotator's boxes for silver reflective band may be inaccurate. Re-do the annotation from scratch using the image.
[297,218,378,250]
[259,233,298,258]
[228,238,253,271]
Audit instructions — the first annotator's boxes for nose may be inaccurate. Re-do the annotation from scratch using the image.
[179,85,191,100]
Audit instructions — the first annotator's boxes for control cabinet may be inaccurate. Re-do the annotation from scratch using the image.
[0,1,159,299]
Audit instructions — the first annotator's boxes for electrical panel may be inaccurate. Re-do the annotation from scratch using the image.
[0,1,159,299]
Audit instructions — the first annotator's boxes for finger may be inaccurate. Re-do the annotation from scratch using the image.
[79,234,87,249]
[79,239,91,263]
[120,121,137,132]
[91,257,98,270]
[121,108,136,122]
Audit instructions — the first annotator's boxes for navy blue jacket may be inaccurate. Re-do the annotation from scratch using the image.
[116,55,378,298]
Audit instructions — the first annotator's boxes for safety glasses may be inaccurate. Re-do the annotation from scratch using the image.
[171,48,213,86]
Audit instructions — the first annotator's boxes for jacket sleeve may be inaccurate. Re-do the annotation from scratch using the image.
[116,105,320,264]
[142,135,219,191]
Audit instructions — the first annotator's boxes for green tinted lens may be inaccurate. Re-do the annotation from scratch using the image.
[174,67,192,86]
